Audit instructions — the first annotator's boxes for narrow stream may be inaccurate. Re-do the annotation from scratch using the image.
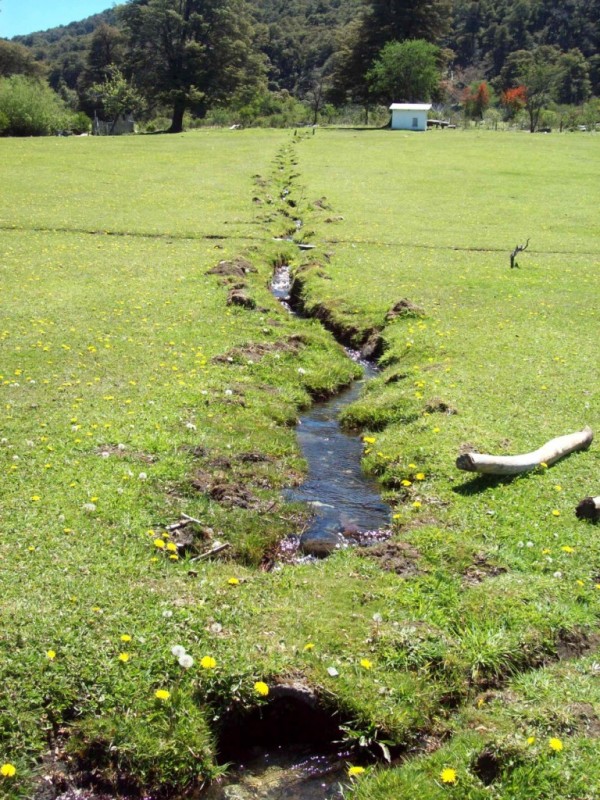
[272,266,390,558]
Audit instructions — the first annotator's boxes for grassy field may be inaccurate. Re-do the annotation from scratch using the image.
[0,128,599,800]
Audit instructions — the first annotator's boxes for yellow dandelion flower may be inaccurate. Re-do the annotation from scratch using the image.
[0,764,16,778]
[154,539,166,549]
[155,689,170,701]
[363,436,376,444]
[408,463,417,469]
[561,545,574,553]
[31,495,41,502]
[527,736,536,745]
[118,653,130,663]
[303,642,315,651]
[440,767,457,784]
[347,766,365,777]
[200,656,217,669]
[120,634,132,642]
[401,479,412,487]
[227,577,240,585]
[169,554,179,561]
[46,650,56,660]
[254,681,269,696]
[549,737,563,752]
[415,473,426,480]
[166,542,178,552]
[551,510,561,517]
[360,658,373,670]
[412,501,422,509]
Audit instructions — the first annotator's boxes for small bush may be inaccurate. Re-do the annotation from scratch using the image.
[0,75,73,136]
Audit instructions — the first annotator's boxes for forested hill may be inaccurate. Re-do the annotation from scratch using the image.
[8,0,600,96]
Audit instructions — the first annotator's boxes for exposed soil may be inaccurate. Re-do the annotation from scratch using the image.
[424,397,458,415]
[212,336,305,365]
[385,299,425,321]
[192,471,260,509]
[206,258,257,278]
[357,540,421,577]
[463,553,507,586]
[555,629,600,661]
[95,445,157,463]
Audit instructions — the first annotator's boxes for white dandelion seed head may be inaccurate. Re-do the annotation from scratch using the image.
[178,654,194,669]
[82,503,96,513]
[138,472,147,481]
[171,645,187,658]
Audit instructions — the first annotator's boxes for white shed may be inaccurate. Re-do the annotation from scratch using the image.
[389,103,432,131]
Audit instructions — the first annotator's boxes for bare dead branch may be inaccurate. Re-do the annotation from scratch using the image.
[510,238,530,268]
[456,427,593,475]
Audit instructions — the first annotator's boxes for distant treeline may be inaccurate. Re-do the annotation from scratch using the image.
[1,0,598,133]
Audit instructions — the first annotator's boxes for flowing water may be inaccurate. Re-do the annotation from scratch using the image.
[271,266,390,558]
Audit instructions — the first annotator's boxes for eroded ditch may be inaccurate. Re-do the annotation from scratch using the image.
[270,265,391,561]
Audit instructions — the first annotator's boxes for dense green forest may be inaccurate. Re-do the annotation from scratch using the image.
[1,0,599,132]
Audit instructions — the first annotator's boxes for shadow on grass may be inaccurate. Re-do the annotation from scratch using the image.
[453,473,524,496]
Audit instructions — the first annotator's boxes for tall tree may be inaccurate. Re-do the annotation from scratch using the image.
[120,0,266,133]
[367,39,441,103]
[0,40,45,79]
[331,0,451,107]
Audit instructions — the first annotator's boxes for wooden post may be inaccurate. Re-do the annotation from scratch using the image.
[456,427,593,475]
[575,496,600,522]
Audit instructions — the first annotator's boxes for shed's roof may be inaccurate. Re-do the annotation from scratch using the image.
[389,103,432,111]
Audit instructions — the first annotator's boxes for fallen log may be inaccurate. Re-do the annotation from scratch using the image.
[456,427,593,475]
[575,496,600,522]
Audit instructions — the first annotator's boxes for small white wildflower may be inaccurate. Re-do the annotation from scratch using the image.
[201,390,208,396]
[82,503,96,513]
[138,472,147,481]
[101,451,110,458]
[117,443,127,451]
[553,571,563,579]
[26,440,34,447]
[372,613,383,623]
[178,654,194,669]
[224,389,233,396]
[12,455,19,461]
[297,367,306,375]
[171,645,187,658]
[526,541,534,548]
[163,610,173,618]
[185,422,196,430]
[116,487,124,495]
[0,438,8,445]
[517,541,524,548]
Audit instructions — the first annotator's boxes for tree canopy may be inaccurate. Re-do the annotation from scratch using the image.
[367,39,441,103]
[120,0,266,132]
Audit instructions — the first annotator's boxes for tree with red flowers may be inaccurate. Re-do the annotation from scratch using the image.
[500,85,527,119]
[463,80,490,119]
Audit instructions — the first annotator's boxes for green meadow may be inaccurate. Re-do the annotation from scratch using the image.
[0,128,599,800]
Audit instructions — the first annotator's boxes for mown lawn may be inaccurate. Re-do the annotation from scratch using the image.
[0,127,599,800]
